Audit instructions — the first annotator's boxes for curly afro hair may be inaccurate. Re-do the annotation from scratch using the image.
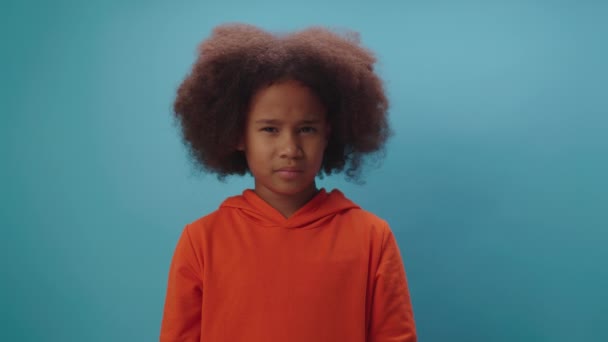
[173,23,391,181]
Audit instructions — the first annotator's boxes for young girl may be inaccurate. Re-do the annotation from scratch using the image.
[160,23,417,342]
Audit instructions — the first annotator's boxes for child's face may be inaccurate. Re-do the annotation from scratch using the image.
[239,80,330,201]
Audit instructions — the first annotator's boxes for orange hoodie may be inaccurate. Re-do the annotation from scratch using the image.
[160,188,416,342]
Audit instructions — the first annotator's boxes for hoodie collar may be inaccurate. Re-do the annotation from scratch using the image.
[219,188,359,229]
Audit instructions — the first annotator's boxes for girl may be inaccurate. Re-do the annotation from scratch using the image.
[161,23,417,342]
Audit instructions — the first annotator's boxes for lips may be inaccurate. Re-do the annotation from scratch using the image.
[276,167,302,172]
[275,167,303,180]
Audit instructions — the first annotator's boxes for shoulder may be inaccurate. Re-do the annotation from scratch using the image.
[333,189,388,224]
[184,207,227,235]
[176,202,231,241]
[331,189,394,240]
[184,190,259,235]
[345,206,389,228]
[345,207,394,239]
[183,192,246,232]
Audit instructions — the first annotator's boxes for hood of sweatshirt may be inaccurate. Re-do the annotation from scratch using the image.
[219,188,360,229]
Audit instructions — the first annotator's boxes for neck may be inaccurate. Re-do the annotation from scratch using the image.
[254,184,319,218]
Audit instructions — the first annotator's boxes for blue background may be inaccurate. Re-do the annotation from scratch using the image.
[2,0,606,341]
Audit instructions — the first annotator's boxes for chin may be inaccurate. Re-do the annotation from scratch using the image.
[270,181,316,195]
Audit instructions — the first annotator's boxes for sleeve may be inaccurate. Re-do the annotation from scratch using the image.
[160,225,203,342]
[367,225,417,342]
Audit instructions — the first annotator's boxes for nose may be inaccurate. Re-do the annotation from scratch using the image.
[279,132,303,159]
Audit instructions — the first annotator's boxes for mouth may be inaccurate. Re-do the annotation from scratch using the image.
[275,168,303,179]
[276,167,302,172]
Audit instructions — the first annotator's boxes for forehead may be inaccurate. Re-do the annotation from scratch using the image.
[248,80,327,120]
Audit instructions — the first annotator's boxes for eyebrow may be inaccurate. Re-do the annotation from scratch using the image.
[254,119,322,125]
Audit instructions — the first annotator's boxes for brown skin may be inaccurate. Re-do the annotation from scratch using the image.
[238,80,331,217]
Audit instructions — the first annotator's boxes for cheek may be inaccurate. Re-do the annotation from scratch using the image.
[245,140,272,160]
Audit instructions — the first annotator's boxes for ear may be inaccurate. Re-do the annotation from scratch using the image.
[236,137,245,151]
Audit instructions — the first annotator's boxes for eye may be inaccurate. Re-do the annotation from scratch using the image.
[261,127,278,133]
[299,126,317,133]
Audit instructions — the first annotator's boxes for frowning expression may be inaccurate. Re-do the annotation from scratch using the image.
[238,80,330,199]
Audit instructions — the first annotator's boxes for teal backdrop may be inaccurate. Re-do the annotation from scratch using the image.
[1,0,606,341]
